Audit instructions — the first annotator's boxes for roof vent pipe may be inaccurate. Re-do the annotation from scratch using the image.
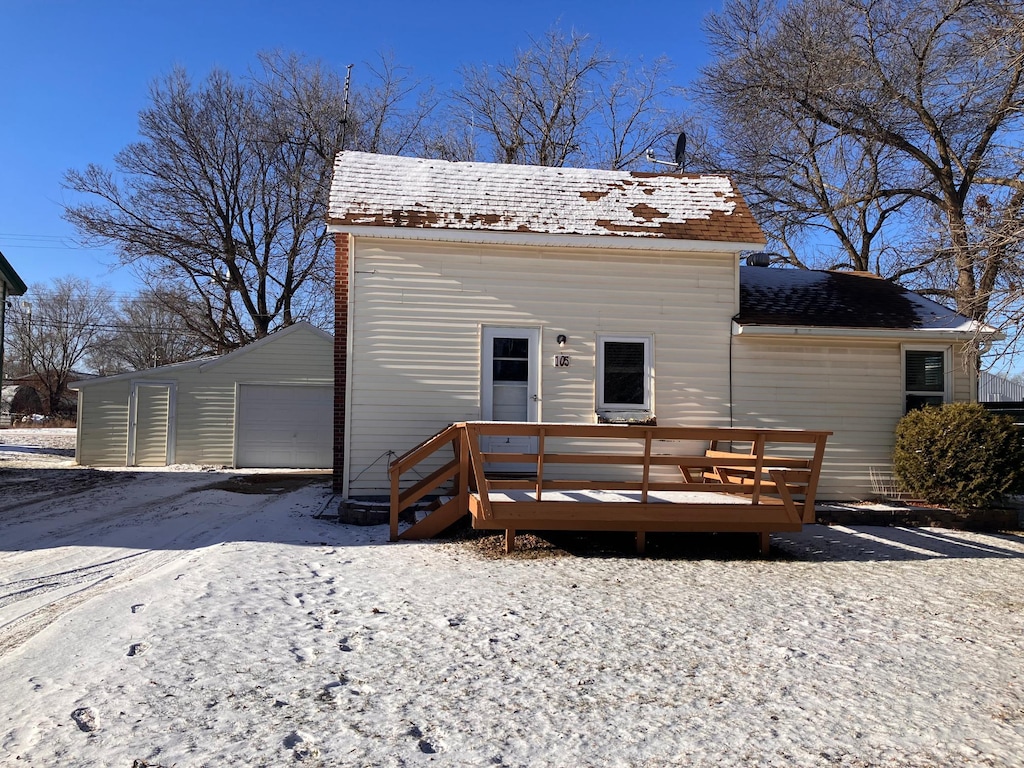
[745,252,776,267]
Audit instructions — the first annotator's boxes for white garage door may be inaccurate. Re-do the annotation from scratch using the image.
[235,384,332,468]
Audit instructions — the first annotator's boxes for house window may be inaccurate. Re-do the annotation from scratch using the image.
[904,347,950,412]
[597,335,652,411]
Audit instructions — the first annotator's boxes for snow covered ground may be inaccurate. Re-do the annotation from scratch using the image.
[1,428,1023,767]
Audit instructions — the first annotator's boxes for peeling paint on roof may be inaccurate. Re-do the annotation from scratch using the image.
[738,267,979,332]
[327,152,766,245]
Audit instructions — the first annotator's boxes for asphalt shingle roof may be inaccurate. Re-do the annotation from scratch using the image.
[738,267,977,331]
[328,152,766,246]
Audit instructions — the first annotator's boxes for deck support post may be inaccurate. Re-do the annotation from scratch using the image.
[389,478,400,542]
[505,528,516,554]
[635,531,646,555]
[759,531,770,557]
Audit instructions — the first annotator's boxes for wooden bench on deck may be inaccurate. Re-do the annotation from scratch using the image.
[388,423,830,556]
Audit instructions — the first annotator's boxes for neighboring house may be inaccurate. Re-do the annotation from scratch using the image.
[326,152,993,500]
[978,371,1024,403]
[70,322,333,468]
[979,371,1024,426]
[2,372,79,420]
[0,249,28,419]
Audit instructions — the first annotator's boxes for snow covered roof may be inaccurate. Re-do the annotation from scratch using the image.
[327,152,766,247]
[737,267,989,335]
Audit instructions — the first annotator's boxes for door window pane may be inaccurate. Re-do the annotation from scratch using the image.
[493,359,529,382]
[493,338,529,359]
[492,337,530,382]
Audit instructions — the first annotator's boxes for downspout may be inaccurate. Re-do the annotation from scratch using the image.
[0,282,7,401]
[729,314,736,428]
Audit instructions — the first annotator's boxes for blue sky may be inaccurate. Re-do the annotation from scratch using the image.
[0,0,719,296]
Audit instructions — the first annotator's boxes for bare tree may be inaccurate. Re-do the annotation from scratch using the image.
[450,27,679,169]
[63,52,435,350]
[697,0,1024,341]
[90,289,210,375]
[5,278,113,417]
[348,52,439,156]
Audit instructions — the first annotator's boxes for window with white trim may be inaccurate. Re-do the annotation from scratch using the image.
[904,346,951,413]
[597,335,652,411]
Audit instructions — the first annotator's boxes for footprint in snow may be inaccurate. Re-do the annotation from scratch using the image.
[407,724,438,754]
[127,642,150,657]
[71,707,99,732]
[283,730,319,761]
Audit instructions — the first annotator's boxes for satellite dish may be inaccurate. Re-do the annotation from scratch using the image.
[674,132,687,170]
[645,131,687,172]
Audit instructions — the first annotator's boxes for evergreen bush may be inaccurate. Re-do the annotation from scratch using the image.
[893,402,1024,510]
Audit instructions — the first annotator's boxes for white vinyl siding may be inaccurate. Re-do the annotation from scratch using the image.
[345,238,739,496]
[731,337,974,499]
[75,382,132,466]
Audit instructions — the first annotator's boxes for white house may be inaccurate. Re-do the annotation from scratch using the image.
[326,152,991,500]
[71,321,333,468]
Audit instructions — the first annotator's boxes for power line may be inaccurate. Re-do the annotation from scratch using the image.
[4,317,208,337]
[0,232,108,252]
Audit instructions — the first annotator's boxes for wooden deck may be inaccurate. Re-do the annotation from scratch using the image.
[389,422,830,555]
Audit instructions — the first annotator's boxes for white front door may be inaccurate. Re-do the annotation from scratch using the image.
[481,327,540,464]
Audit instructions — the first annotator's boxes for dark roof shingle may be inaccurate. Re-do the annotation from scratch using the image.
[738,268,976,331]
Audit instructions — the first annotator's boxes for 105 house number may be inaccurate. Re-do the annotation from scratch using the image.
[552,354,571,368]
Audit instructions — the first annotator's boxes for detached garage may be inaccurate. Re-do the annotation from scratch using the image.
[70,322,333,468]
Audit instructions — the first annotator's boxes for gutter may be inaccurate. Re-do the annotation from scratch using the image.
[324,223,765,255]
[732,321,1002,342]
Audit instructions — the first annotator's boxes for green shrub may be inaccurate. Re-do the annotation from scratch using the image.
[893,402,1024,510]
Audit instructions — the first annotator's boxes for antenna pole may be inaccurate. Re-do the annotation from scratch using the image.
[340,64,353,152]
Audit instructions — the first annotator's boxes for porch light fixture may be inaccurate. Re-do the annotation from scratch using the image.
[556,334,567,348]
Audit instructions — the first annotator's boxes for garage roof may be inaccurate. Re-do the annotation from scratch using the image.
[70,322,332,388]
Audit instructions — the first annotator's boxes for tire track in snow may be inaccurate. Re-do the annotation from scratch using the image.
[0,469,141,518]
[0,476,225,561]
[0,478,294,657]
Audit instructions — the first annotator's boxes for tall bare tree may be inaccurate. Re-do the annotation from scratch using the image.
[90,289,210,375]
[5,278,113,417]
[698,0,1024,339]
[63,52,435,350]
[450,27,679,169]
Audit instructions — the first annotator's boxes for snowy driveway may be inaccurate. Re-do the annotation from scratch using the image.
[1,429,1024,766]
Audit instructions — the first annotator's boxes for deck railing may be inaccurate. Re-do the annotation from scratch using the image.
[389,422,830,553]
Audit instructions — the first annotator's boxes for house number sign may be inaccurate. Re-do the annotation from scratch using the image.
[552,354,571,368]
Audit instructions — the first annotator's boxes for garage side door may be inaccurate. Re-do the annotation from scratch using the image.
[131,383,173,467]
[235,384,332,468]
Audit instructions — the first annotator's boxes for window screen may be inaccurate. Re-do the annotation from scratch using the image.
[597,336,651,409]
[603,341,645,405]
[905,349,946,412]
